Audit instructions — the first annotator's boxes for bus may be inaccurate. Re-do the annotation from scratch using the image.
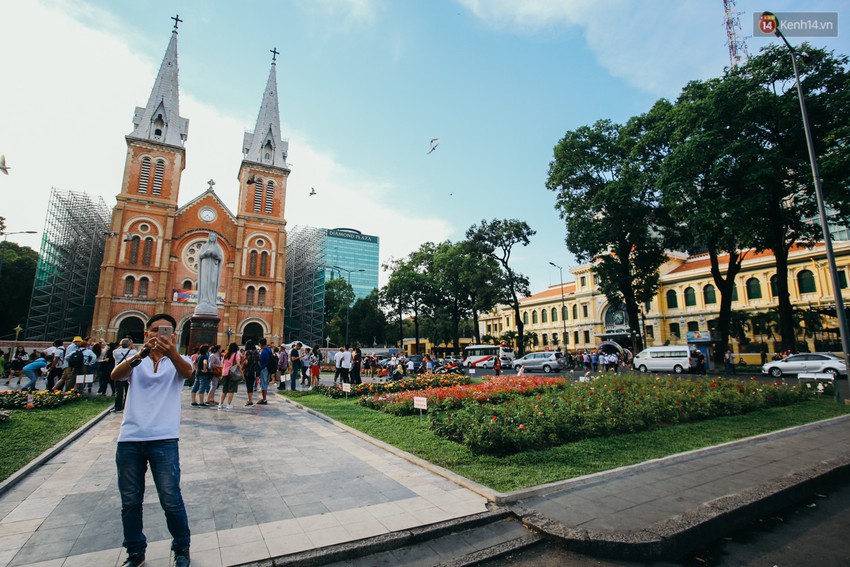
[463,344,515,369]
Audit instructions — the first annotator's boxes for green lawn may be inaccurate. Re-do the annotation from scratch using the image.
[281,391,850,492]
[0,398,113,482]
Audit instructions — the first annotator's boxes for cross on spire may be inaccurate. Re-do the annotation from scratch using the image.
[207,179,215,190]
[171,14,183,30]
[270,47,279,62]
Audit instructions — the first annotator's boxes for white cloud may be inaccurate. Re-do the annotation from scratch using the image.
[458,0,729,96]
[0,0,449,286]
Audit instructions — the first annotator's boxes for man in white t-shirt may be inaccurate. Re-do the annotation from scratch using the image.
[333,347,344,384]
[340,346,352,383]
[111,313,193,567]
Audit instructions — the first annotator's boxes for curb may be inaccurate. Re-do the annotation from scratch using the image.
[516,452,850,560]
[0,406,113,498]
[234,509,513,566]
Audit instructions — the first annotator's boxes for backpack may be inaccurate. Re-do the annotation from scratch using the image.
[67,349,84,369]
[264,348,277,373]
[244,349,260,378]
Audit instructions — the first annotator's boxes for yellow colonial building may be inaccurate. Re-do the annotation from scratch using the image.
[480,241,850,365]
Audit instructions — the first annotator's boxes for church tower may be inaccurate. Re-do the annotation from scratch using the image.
[92,20,189,339]
[229,50,290,340]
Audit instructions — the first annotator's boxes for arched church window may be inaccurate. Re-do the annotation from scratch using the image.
[142,238,153,266]
[257,287,267,306]
[182,280,192,290]
[264,181,274,214]
[746,277,763,300]
[246,286,255,306]
[152,159,165,196]
[124,276,135,297]
[253,178,263,212]
[129,236,140,265]
[138,277,149,298]
[139,157,151,194]
[153,113,164,137]
[249,251,258,276]
[260,251,269,277]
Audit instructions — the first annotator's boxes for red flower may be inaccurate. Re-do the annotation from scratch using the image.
[492,415,498,420]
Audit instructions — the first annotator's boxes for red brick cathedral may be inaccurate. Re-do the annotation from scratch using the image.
[92,27,289,348]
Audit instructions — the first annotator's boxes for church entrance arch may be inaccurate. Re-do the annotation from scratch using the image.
[241,322,265,345]
[117,316,145,344]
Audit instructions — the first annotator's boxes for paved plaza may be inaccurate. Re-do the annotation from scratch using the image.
[0,387,488,567]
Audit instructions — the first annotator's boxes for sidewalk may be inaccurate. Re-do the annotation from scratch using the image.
[509,413,850,559]
[0,387,488,567]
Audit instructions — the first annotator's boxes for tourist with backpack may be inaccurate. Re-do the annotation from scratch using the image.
[217,342,242,411]
[243,340,260,406]
[257,338,275,405]
[54,336,86,392]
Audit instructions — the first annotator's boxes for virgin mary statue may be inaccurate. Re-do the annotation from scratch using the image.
[195,233,223,316]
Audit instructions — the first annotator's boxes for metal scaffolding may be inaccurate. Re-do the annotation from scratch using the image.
[284,225,326,346]
[25,188,110,340]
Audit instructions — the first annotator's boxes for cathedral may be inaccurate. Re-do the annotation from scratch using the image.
[91,24,289,349]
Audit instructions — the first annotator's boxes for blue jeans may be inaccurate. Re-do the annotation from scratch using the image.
[290,365,300,391]
[21,369,39,390]
[259,368,270,391]
[116,440,190,556]
[191,374,210,394]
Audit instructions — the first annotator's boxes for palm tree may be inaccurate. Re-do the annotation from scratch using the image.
[729,310,752,346]
[499,330,518,349]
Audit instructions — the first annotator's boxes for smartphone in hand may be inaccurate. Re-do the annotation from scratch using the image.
[157,325,173,342]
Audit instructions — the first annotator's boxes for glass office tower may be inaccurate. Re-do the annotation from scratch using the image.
[323,228,380,301]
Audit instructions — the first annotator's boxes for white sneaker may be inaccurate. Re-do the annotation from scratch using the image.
[225,404,233,410]
[217,404,224,410]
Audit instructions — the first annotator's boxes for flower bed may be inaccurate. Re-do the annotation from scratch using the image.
[360,376,566,415]
[429,376,812,456]
[0,389,83,409]
[312,374,470,399]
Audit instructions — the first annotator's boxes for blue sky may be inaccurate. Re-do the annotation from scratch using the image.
[2,0,848,294]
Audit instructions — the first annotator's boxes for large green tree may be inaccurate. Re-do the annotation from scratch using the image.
[0,217,38,339]
[546,111,669,352]
[722,44,850,350]
[323,277,354,346]
[348,289,388,347]
[382,250,434,354]
[466,219,534,356]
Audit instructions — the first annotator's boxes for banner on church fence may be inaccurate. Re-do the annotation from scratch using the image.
[172,290,226,304]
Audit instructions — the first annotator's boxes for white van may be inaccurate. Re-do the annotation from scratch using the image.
[632,346,695,374]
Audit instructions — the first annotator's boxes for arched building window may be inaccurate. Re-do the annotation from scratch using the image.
[264,181,274,214]
[522,312,528,325]
[797,269,816,294]
[182,280,193,290]
[541,310,547,323]
[138,277,149,298]
[562,306,568,321]
[551,308,558,322]
[142,238,153,266]
[129,236,140,265]
[246,286,255,306]
[138,157,151,194]
[703,284,717,305]
[572,305,578,319]
[124,276,135,296]
[666,289,678,309]
[257,287,267,306]
[260,251,269,277]
[249,251,258,276]
[770,274,778,297]
[684,287,696,307]
[252,178,264,212]
[152,159,165,196]
[532,311,538,324]
[746,277,763,300]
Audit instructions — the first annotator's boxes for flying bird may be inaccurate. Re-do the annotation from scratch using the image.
[309,187,316,196]
[427,138,439,155]
[0,155,9,175]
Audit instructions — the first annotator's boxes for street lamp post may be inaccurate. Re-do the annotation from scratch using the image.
[765,12,850,402]
[0,230,37,278]
[225,328,234,344]
[549,262,568,352]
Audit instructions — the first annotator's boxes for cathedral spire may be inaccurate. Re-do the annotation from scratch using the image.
[242,51,288,168]
[129,24,189,147]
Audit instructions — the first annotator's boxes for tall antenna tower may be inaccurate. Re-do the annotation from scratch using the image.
[724,0,749,67]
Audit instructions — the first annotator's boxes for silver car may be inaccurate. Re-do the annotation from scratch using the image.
[761,353,848,378]
[511,352,564,373]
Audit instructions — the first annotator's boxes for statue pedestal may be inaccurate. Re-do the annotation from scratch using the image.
[188,315,220,353]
